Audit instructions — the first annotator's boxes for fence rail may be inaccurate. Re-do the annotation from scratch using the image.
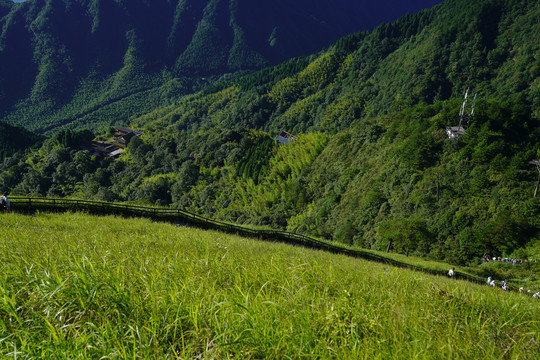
[10,196,503,290]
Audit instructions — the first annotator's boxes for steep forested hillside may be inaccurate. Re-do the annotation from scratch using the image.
[1,0,539,264]
[131,0,538,134]
[0,121,43,159]
[0,0,441,133]
[0,1,12,17]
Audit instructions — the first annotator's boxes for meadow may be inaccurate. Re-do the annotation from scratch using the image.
[1,212,538,359]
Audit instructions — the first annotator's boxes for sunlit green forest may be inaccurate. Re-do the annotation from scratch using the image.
[1,0,539,265]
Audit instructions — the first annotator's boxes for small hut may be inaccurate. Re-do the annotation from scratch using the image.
[276,130,296,145]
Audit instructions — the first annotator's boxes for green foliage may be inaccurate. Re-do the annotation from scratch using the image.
[0,0,375,133]
[236,131,275,184]
[1,0,540,266]
[122,0,538,138]
[0,121,44,159]
[2,96,539,265]
[377,218,434,256]
[0,212,538,358]
[50,129,94,148]
[480,212,534,255]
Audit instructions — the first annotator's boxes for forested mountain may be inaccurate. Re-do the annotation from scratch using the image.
[0,0,441,133]
[1,0,539,264]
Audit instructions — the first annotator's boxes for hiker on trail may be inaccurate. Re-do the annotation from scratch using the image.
[0,191,10,213]
[490,280,496,287]
[448,267,455,278]
[487,276,491,285]
[501,280,507,291]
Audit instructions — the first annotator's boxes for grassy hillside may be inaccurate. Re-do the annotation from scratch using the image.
[0,212,538,358]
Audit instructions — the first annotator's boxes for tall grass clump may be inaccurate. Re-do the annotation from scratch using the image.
[0,212,538,359]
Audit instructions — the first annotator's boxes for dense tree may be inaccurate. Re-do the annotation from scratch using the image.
[377,218,434,257]
[1,0,539,263]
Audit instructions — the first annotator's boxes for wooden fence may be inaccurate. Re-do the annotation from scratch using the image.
[9,196,504,290]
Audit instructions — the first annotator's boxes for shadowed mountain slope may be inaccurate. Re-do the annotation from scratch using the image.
[0,121,43,158]
[0,0,441,133]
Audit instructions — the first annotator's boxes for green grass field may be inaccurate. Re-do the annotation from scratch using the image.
[1,212,539,359]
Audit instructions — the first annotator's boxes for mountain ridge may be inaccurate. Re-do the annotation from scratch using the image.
[0,0,442,133]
